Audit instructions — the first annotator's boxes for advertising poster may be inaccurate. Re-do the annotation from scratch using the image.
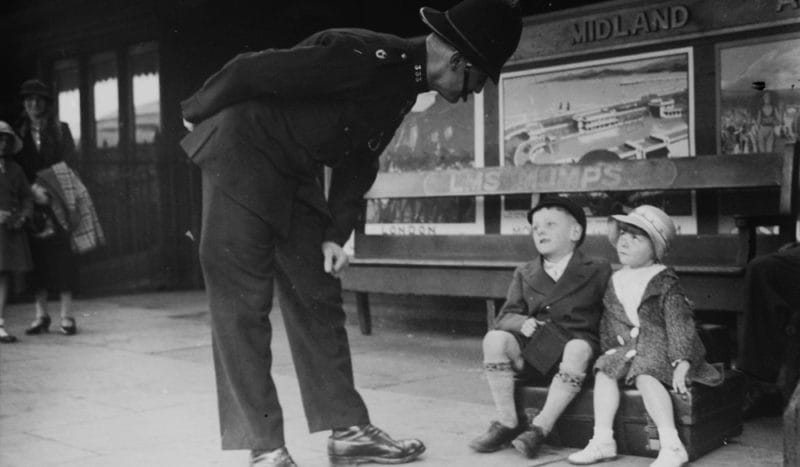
[718,34,800,155]
[499,47,697,235]
[365,91,484,235]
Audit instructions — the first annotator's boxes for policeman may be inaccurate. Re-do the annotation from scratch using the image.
[180,0,521,465]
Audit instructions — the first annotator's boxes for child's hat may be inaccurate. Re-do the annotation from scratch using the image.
[0,121,22,155]
[527,196,587,245]
[610,204,676,261]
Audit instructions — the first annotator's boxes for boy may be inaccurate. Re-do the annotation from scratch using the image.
[470,197,611,458]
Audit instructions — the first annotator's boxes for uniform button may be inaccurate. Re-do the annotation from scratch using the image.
[624,349,637,360]
[400,52,407,60]
[630,327,640,339]
[605,348,617,355]
[344,150,351,156]
[343,126,350,132]
[616,335,625,346]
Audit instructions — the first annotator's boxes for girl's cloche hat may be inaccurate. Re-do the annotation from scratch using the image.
[610,204,676,261]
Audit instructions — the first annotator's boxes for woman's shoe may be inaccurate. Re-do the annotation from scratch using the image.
[60,317,77,335]
[25,315,51,335]
[0,326,18,343]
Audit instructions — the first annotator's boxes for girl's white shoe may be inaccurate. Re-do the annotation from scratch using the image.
[567,439,618,465]
[650,444,689,467]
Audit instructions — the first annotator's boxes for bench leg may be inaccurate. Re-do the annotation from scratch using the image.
[356,292,372,336]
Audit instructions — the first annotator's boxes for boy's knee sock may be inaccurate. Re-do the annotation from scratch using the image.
[484,362,518,428]
[532,364,585,434]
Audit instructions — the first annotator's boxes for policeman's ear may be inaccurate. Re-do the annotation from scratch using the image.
[569,222,583,243]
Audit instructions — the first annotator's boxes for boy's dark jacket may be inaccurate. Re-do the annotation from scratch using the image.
[494,250,611,353]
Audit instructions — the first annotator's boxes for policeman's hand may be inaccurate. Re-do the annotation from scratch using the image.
[0,209,9,225]
[322,241,349,277]
[672,360,691,394]
[520,318,540,338]
[182,118,194,132]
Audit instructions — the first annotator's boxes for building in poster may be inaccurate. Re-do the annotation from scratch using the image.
[499,47,696,235]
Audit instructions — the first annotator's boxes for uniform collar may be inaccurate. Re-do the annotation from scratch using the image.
[407,37,429,94]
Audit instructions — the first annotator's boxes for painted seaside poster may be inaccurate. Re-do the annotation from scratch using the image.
[499,47,696,235]
[364,91,484,235]
[718,34,800,155]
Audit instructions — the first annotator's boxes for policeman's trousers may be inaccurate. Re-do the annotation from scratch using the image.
[199,174,370,450]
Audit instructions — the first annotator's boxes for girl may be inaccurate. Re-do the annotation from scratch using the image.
[568,205,723,467]
[0,121,33,343]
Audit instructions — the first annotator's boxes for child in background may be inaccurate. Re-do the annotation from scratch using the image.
[568,205,723,467]
[470,197,611,459]
[0,121,33,343]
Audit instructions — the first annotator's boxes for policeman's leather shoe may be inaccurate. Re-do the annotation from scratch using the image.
[650,444,688,467]
[511,424,546,458]
[249,447,297,467]
[567,438,618,465]
[328,424,425,465]
[25,315,51,335]
[468,421,523,452]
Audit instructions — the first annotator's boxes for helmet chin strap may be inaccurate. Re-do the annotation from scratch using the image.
[460,62,472,102]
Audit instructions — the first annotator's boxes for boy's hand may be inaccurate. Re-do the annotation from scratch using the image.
[672,360,691,394]
[322,241,349,277]
[520,318,542,337]
[0,209,9,224]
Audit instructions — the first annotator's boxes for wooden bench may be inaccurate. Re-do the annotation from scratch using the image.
[342,144,798,339]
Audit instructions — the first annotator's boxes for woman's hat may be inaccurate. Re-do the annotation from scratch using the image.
[610,204,676,261]
[527,196,587,245]
[0,121,23,155]
[20,79,53,100]
[419,0,522,83]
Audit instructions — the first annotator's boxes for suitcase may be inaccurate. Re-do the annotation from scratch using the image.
[515,370,744,460]
[696,322,732,368]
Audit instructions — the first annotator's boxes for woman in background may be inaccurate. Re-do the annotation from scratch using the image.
[14,79,79,336]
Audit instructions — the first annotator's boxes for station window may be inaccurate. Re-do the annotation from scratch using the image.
[90,51,119,150]
[129,42,161,146]
[54,59,81,149]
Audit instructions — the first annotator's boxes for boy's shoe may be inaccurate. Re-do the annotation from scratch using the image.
[249,446,297,466]
[328,424,425,465]
[511,424,546,458]
[468,421,524,452]
[567,438,617,465]
[650,444,689,467]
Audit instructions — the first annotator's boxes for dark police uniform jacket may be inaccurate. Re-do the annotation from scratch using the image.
[180,29,428,245]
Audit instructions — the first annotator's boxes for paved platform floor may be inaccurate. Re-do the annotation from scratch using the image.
[0,291,785,466]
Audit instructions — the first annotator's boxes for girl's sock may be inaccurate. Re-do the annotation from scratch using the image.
[657,427,682,447]
[593,427,615,444]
